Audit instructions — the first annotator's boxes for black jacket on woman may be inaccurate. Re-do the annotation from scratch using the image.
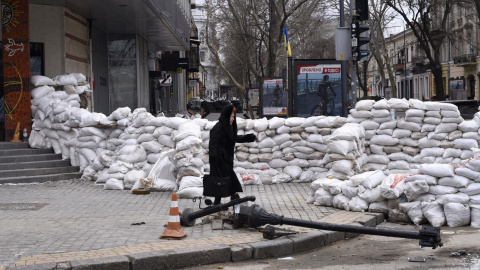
[208,105,256,197]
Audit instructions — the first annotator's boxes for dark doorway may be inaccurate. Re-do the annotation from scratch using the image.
[469,75,475,99]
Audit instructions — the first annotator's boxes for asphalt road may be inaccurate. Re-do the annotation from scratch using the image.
[184,222,480,270]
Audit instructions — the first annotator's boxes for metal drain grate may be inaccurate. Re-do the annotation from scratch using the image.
[0,203,48,211]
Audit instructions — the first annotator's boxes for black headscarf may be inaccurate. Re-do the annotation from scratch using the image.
[218,104,237,142]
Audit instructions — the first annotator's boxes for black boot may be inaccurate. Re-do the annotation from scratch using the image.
[213,197,221,205]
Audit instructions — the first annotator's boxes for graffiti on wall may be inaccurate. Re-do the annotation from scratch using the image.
[2,0,31,141]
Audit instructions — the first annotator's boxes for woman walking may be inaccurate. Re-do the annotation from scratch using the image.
[207,105,256,205]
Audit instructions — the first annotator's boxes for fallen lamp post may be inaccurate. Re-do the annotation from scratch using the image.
[180,198,442,249]
[244,204,443,249]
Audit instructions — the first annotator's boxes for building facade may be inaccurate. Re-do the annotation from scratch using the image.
[367,3,479,102]
[1,0,194,141]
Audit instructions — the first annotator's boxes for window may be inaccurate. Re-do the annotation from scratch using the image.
[108,35,137,113]
[199,31,205,43]
[30,42,44,76]
[200,50,205,62]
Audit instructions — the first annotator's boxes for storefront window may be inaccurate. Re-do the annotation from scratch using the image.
[108,36,137,112]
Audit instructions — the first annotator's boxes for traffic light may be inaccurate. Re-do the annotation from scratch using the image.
[351,22,370,61]
[355,0,368,21]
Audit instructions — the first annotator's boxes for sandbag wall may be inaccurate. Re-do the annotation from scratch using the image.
[28,74,480,227]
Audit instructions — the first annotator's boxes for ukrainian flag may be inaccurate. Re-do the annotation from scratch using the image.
[283,24,292,56]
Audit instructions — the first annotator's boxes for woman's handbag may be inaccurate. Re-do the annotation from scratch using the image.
[202,174,231,197]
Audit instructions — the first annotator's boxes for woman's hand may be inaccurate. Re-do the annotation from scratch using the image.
[245,133,256,142]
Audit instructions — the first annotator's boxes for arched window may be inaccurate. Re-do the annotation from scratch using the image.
[199,31,205,43]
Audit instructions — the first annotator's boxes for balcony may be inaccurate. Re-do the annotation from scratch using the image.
[453,54,477,65]
[411,55,426,66]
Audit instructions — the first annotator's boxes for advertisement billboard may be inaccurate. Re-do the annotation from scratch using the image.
[293,60,343,117]
[260,78,287,116]
[449,79,464,90]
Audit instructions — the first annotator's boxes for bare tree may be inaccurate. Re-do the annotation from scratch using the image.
[369,0,397,97]
[205,0,327,98]
[383,0,454,100]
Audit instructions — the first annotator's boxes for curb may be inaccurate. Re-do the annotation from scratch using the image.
[7,213,384,270]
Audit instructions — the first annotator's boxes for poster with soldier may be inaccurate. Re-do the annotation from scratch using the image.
[260,78,287,117]
[293,60,343,117]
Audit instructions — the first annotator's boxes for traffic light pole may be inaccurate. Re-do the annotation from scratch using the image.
[340,0,348,117]
[350,0,357,107]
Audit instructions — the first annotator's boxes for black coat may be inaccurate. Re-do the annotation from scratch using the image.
[208,105,255,197]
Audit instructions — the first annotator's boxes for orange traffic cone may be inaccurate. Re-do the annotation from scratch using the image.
[10,122,22,143]
[160,192,187,240]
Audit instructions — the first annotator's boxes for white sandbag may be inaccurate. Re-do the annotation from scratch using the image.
[284,117,305,127]
[387,160,410,170]
[332,194,351,210]
[283,165,303,179]
[396,119,421,132]
[241,174,261,185]
[436,193,470,205]
[272,172,292,183]
[268,117,285,129]
[421,202,445,227]
[177,186,203,199]
[176,136,202,151]
[438,175,470,188]
[392,129,412,138]
[438,103,458,111]
[178,175,203,190]
[327,140,355,156]
[313,188,334,206]
[418,163,454,178]
[387,98,409,109]
[355,99,375,111]
[31,75,55,86]
[415,193,437,202]
[358,186,383,203]
[428,185,458,195]
[341,184,365,198]
[174,122,201,142]
[461,150,474,160]
[470,205,480,228]
[373,99,389,109]
[273,133,291,145]
[53,74,78,86]
[380,173,409,199]
[104,178,124,190]
[399,201,425,225]
[458,120,479,132]
[253,117,269,132]
[258,137,276,148]
[124,170,147,190]
[454,138,479,150]
[455,166,480,180]
[294,170,316,183]
[424,102,440,111]
[420,148,444,157]
[348,196,369,212]
[404,180,429,201]
[444,203,470,227]
[404,174,437,185]
[288,158,309,167]
[269,158,289,168]
[370,135,399,146]
[369,201,388,213]
[459,183,480,196]
[357,170,386,189]
[31,85,55,99]
[350,109,372,118]
[118,145,147,164]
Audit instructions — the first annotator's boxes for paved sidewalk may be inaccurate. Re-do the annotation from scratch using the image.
[0,180,382,269]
